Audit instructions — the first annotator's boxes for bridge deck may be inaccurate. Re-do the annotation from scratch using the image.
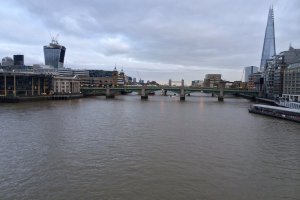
[81,86,259,95]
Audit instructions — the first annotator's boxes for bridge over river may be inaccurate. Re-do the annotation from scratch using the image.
[81,85,259,102]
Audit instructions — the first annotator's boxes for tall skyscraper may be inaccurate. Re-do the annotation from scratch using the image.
[260,6,276,72]
[44,38,66,69]
[244,66,258,82]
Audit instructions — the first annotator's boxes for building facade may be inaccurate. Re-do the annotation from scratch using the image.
[0,71,52,96]
[283,62,300,102]
[52,75,80,94]
[191,80,203,87]
[44,39,66,69]
[264,46,300,99]
[203,74,221,88]
[244,66,258,82]
[248,72,262,90]
[13,55,24,66]
[1,57,14,66]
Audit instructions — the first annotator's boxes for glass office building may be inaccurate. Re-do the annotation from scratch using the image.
[260,6,276,72]
[44,39,66,69]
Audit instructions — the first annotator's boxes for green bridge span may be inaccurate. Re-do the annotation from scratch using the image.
[81,86,259,101]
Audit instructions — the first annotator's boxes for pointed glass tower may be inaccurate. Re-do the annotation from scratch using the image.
[260,6,276,72]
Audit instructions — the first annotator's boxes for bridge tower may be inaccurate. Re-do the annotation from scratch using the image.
[112,66,118,87]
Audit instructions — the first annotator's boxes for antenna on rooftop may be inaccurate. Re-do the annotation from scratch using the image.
[49,32,59,44]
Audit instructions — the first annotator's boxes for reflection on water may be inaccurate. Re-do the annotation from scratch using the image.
[0,95,299,200]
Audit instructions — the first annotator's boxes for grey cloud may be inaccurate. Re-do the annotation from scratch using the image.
[1,0,300,82]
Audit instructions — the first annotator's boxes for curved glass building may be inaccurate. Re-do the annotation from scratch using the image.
[43,39,66,69]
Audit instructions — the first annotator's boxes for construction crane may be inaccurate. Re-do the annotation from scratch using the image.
[49,31,59,44]
[241,67,245,82]
[136,71,142,83]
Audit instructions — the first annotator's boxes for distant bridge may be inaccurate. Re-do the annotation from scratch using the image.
[81,85,259,101]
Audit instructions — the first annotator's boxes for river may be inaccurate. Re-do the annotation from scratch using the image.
[0,95,299,200]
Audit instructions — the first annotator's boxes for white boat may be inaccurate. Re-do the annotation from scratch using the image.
[249,104,300,122]
[278,100,300,110]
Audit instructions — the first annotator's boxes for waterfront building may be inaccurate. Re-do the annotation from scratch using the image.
[248,72,263,90]
[0,71,52,96]
[282,62,300,102]
[52,75,80,94]
[264,46,300,99]
[1,57,14,66]
[191,80,203,87]
[112,67,118,86]
[279,46,300,64]
[117,69,125,86]
[244,66,258,82]
[13,55,24,66]
[44,39,66,69]
[260,6,276,72]
[203,74,221,88]
[230,81,247,89]
[80,69,117,87]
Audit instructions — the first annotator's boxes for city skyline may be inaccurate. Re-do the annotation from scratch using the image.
[0,0,299,84]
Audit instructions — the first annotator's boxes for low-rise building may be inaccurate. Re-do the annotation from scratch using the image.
[52,75,80,94]
[191,80,203,87]
[0,71,52,96]
[203,74,221,88]
[248,72,263,90]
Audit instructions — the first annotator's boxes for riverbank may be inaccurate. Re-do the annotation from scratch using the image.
[0,94,83,103]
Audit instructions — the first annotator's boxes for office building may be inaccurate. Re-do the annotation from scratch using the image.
[283,62,300,103]
[1,57,14,66]
[244,66,258,82]
[13,55,24,65]
[264,46,300,99]
[44,39,66,69]
[191,80,203,87]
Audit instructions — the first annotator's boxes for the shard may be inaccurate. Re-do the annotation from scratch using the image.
[260,6,276,72]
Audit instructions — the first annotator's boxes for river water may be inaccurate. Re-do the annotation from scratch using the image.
[0,95,299,200]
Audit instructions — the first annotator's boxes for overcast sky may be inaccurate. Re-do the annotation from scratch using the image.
[0,0,299,84]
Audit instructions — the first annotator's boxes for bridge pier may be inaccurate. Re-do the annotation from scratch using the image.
[106,88,115,99]
[163,89,167,96]
[141,87,148,100]
[180,88,185,101]
[218,96,224,102]
[218,81,225,102]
